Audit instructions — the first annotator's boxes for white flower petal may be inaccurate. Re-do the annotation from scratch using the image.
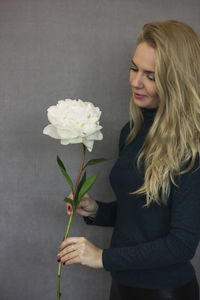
[83,139,94,152]
[60,137,83,145]
[60,139,70,145]
[87,131,103,140]
[43,124,60,139]
[57,127,81,139]
[68,137,83,144]
[82,124,103,136]
[43,98,103,148]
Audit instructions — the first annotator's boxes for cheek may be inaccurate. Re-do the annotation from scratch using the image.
[149,88,160,105]
[129,72,134,83]
[147,84,158,98]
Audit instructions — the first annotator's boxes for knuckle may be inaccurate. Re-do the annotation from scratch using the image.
[85,199,90,206]
[68,192,74,200]
[59,243,64,250]
[62,249,67,255]
[73,257,78,263]
[69,258,74,264]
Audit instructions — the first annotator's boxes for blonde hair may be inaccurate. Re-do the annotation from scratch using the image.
[126,20,200,207]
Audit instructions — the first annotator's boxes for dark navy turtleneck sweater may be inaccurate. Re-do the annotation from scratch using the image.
[84,107,200,289]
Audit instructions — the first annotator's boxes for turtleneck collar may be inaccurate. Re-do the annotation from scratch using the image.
[141,106,158,124]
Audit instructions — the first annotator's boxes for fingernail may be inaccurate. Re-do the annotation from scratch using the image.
[68,206,72,211]
[63,262,65,265]
[57,258,61,262]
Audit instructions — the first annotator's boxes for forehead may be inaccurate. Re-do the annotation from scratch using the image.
[133,42,156,71]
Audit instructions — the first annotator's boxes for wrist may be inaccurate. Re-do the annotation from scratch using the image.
[97,249,103,268]
[89,201,99,219]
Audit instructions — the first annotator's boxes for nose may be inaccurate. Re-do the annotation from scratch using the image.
[130,72,144,89]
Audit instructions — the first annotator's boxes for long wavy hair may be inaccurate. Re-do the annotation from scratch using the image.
[126,20,200,207]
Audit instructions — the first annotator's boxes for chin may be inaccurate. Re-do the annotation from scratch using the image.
[133,98,158,109]
[133,99,150,109]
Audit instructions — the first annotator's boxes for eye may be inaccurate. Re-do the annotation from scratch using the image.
[130,67,138,72]
[130,65,156,82]
[147,74,155,82]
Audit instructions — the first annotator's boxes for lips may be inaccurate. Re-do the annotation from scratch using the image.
[134,92,146,99]
[134,92,145,96]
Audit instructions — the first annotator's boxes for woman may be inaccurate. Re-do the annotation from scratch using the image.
[57,20,200,300]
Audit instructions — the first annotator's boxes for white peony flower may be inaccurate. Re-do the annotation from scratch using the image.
[43,99,103,152]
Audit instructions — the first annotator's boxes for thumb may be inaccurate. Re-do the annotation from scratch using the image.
[66,191,74,214]
[67,204,73,215]
[68,191,74,200]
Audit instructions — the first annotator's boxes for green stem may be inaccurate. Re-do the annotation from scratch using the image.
[57,211,74,300]
[57,262,61,299]
[73,143,86,196]
[57,144,86,300]
[64,210,74,239]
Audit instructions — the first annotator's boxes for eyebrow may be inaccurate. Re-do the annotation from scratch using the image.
[131,59,155,74]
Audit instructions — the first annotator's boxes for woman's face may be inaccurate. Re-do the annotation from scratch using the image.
[129,42,160,109]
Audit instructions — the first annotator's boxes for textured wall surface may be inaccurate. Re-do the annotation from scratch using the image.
[0,0,199,299]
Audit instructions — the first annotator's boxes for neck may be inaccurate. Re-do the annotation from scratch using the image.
[141,106,158,125]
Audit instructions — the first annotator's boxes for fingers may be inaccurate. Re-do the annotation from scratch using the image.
[63,254,80,266]
[57,236,103,268]
[66,191,74,215]
[67,204,72,215]
[68,192,74,199]
[67,206,91,217]
[75,207,91,216]
[59,250,80,266]
[59,237,84,250]
[58,244,80,265]
[57,237,85,265]
[66,192,91,215]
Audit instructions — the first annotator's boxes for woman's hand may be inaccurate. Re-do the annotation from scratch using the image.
[66,192,99,218]
[57,237,103,269]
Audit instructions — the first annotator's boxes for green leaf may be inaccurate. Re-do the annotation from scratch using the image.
[83,158,109,170]
[73,171,87,209]
[78,170,87,191]
[64,197,75,209]
[57,155,74,191]
[78,173,99,202]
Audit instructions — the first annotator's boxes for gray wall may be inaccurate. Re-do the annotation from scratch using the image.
[0,1,199,299]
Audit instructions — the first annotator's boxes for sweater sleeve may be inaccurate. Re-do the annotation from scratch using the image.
[83,200,117,226]
[102,161,200,271]
[83,122,130,227]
